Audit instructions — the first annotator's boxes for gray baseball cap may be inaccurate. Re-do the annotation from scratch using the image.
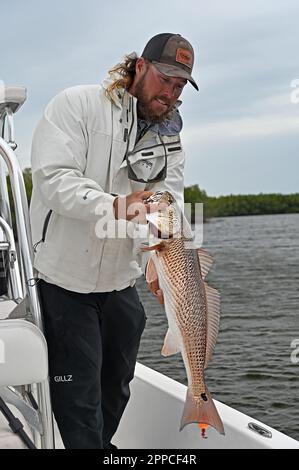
[141,33,199,91]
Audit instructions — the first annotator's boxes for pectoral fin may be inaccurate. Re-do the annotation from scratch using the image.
[141,241,169,253]
[161,328,181,357]
[141,242,162,252]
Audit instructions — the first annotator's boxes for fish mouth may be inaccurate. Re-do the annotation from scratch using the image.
[144,191,174,206]
[144,191,181,239]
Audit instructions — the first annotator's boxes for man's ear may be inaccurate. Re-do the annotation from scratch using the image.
[135,57,147,77]
[129,58,148,95]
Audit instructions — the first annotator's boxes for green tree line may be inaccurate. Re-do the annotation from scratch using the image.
[184,184,299,220]
[6,170,299,223]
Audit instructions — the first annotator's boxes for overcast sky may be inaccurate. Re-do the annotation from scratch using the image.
[1,0,298,196]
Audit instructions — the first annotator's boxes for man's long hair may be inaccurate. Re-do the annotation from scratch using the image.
[106,53,177,122]
[106,52,139,95]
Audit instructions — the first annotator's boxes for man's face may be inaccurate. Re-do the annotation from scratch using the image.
[133,61,187,122]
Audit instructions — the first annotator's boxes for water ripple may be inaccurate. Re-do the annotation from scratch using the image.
[137,213,299,441]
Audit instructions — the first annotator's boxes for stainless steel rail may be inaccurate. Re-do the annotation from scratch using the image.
[0,94,54,448]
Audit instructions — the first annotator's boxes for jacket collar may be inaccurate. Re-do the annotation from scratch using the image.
[101,77,133,110]
[137,107,183,138]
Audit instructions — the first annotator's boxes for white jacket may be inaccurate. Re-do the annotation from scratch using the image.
[30,82,185,293]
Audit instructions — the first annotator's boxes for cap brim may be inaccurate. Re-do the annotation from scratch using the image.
[152,61,199,91]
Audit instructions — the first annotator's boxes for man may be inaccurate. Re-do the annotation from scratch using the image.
[30,33,198,449]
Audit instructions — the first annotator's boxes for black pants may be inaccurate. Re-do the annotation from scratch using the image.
[38,280,146,449]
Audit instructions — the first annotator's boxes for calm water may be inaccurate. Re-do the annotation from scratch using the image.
[136,213,299,441]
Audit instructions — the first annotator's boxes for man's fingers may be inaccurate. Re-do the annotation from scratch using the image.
[147,281,164,304]
[149,279,159,294]
[126,201,147,223]
[156,289,164,304]
[139,191,154,201]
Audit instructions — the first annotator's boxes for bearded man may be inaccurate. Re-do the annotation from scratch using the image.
[30,33,198,449]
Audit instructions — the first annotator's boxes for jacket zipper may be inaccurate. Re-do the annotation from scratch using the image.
[129,139,181,157]
[128,97,135,143]
[123,97,135,156]
[33,209,53,252]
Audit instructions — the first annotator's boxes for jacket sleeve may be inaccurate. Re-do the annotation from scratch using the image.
[31,87,115,222]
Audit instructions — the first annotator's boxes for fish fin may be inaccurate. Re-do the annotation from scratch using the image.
[161,329,181,357]
[197,249,214,279]
[180,387,225,435]
[204,283,221,369]
[141,241,166,252]
[145,258,157,283]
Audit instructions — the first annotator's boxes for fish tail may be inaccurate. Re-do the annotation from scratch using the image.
[180,387,225,435]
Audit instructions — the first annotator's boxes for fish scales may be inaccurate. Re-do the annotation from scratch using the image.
[153,237,208,402]
[143,190,225,436]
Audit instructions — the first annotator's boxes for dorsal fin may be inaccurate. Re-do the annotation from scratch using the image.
[197,249,214,279]
[204,282,221,368]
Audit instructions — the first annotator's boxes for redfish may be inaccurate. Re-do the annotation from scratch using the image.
[142,191,224,436]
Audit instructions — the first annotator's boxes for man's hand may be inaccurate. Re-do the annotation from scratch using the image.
[113,191,168,223]
[146,258,164,305]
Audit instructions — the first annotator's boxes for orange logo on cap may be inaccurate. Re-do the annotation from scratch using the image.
[176,48,192,68]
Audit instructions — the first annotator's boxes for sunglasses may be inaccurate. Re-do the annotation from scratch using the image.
[126,133,168,183]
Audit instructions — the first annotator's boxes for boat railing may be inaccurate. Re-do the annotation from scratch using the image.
[0,85,54,449]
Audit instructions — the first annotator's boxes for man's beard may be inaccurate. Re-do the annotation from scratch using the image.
[134,75,173,123]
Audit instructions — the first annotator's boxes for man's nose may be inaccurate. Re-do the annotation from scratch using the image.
[161,87,174,101]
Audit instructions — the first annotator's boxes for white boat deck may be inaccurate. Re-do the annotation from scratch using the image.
[113,363,299,449]
[1,298,298,449]
[1,362,298,449]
